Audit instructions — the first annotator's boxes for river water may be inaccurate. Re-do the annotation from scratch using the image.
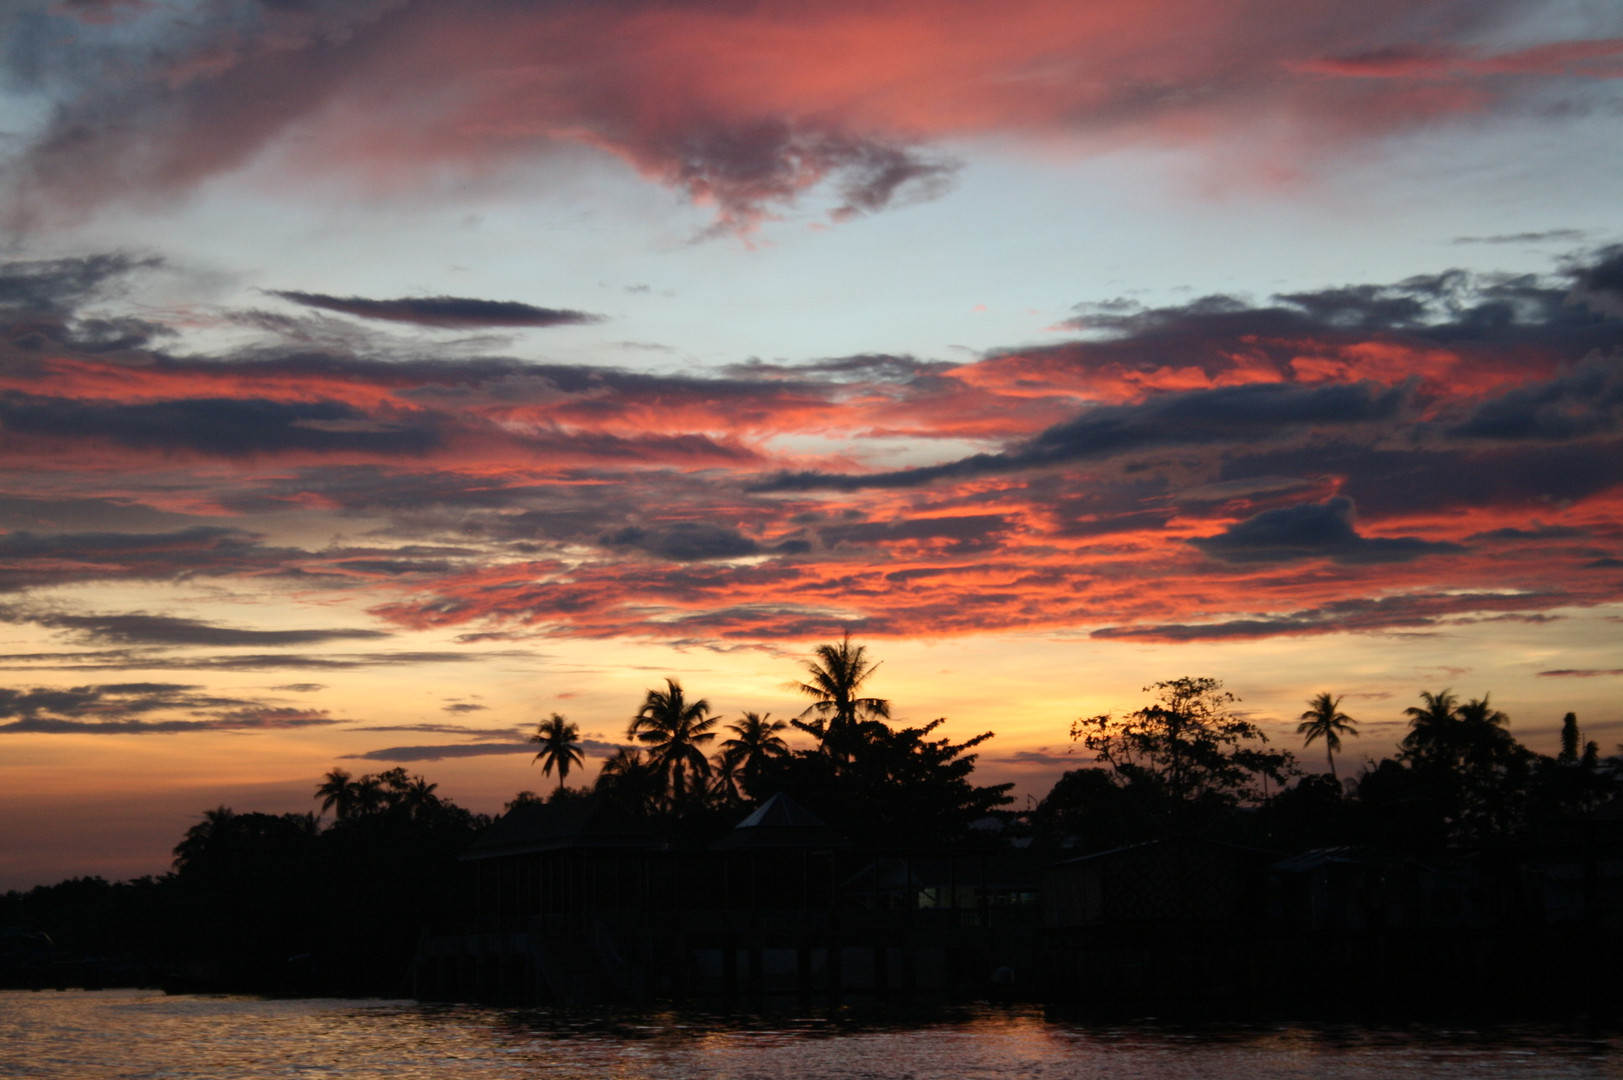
[3,990,1622,1080]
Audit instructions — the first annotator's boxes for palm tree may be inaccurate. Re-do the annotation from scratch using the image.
[1401,688,1460,768]
[595,746,663,814]
[717,711,789,800]
[531,712,586,793]
[315,767,357,821]
[172,805,236,870]
[1453,694,1515,767]
[629,678,717,807]
[789,633,890,763]
[401,775,440,817]
[351,774,386,816]
[374,767,412,811]
[1297,692,1358,780]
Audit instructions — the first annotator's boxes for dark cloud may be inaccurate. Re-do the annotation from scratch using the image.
[1450,354,1623,441]
[0,495,202,533]
[341,742,531,762]
[601,522,762,561]
[1061,269,1608,347]
[1538,668,1623,678]
[441,703,488,714]
[1452,229,1588,245]
[348,722,522,738]
[994,749,1077,767]
[1574,244,1623,310]
[1092,588,1566,642]
[723,354,950,383]
[636,119,958,232]
[820,514,1013,552]
[1190,497,1464,565]
[0,650,499,672]
[757,381,1407,491]
[0,527,292,593]
[270,291,603,329]
[1467,524,1587,541]
[0,608,391,647]
[0,681,337,734]
[328,558,459,576]
[0,253,156,316]
[341,737,620,762]
[0,392,442,457]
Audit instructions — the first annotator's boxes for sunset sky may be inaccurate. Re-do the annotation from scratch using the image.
[3,0,1622,889]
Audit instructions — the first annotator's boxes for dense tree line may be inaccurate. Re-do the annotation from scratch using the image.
[516,635,1014,846]
[4,644,1616,996]
[1,767,487,994]
[1040,677,1616,855]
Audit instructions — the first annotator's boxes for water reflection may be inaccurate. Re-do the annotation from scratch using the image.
[3,990,1621,1080]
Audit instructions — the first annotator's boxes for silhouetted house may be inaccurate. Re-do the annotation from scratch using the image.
[711,792,850,850]
[1269,847,1480,931]
[420,792,1045,1002]
[1039,838,1280,1003]
[842,854,1040,918]
[1509,798,1623,927]
[462,793,659,932]
[1043,838,1276,929]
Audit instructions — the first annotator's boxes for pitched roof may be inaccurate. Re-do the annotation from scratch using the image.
[461,792,656,860]
[711,792,849,849]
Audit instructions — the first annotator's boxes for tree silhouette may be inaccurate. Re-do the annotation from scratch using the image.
[315,767,358,821]
[1400,688,1460,768]
[789,634,890,763]
[530,712,586,793]
[1297,692,1358,780]
[1399,689,1534,842]
[400,775,440,817]
[1559,712,1581,764]
[1073,676,1294,813]
[1453,695,1517,764]
[595,746,663,814]
[352,774,386,816]
[717,711,789,800]
[628,679,716,808]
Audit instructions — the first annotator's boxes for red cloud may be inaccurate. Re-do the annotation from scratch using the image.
[22,0,1615,227]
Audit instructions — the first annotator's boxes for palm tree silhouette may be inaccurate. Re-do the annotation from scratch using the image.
[789,634,890,763]
[1297,692,1358,780]
[629,678,717,807]
[530,712,586,793]
[717,711,789,800]
[595,746,663,814]
[401,775,440,817]
[1401,688,1460,767]
[1453,694,1516,766]
[315,767,357,821]
[352,774,386,816]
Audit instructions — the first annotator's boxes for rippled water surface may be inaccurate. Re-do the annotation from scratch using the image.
[5,990,1623,1080]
